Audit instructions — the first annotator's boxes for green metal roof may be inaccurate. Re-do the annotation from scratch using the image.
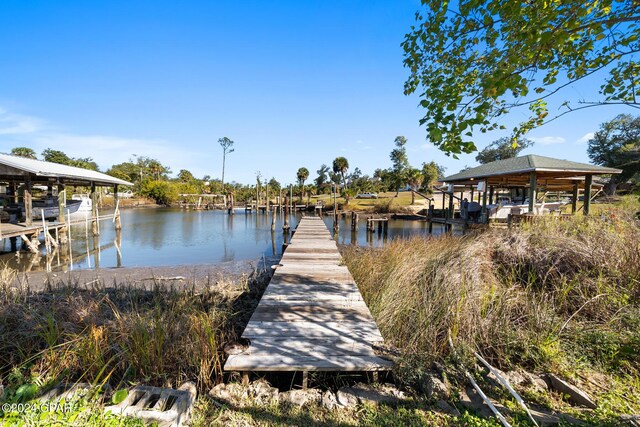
[443,155,622,182]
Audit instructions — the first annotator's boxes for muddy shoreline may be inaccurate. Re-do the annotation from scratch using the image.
[9,255,280,293]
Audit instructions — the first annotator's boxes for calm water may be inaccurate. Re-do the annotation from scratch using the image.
[0,208,448,272]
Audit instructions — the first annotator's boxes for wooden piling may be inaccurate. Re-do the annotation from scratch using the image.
[283,195,290,231]
[271,206,276,231]
[113,184,122,230]
[91,182,99,236]
[24,175,33,226]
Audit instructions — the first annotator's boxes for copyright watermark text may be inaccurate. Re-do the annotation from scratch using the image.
[1,402,73,414]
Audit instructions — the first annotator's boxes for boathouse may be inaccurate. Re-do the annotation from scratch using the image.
[441,155,622,224]
[0,152,133,252]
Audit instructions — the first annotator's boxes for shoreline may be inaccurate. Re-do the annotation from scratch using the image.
[8,256,279,293]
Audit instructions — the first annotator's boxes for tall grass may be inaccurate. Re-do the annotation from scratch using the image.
[0,270,270,393]
[342,215,640,376]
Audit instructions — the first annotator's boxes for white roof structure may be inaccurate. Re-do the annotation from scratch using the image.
[0,152,133,187]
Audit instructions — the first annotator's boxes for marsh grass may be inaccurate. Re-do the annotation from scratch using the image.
[342,214,640,383]
[0,267,270,398]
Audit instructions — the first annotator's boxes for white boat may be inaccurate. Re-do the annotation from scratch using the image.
[32,195,92,220]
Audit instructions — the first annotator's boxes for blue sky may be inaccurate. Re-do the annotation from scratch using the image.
[0,0,634,185]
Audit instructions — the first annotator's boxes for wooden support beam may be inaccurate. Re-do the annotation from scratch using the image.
[24,175,33,226]
[91,182,99,236]
[584,174,593,215]
[528,172,537,213]
[114,184,122,230]
[20,233,39,254]
[58,183,66,225]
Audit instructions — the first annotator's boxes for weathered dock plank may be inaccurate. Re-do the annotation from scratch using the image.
[223,216,392,372]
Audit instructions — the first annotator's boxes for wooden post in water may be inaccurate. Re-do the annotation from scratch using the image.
[289,185,293,212]
[58,183,68,244]
[271,206,276,231]
[24,174,33,226]
[114,184,122,230]
[351,211,358,231]
[266,183,270,212]
[91,182,99,236]
[58,183,67,224]
[256,182,259,212]
[283,195,290,231]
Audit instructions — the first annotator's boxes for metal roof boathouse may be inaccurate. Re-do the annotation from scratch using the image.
[0,152,133,257]
[438,155,621,228]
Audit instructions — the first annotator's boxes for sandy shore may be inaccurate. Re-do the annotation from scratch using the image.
[9,255,280,293]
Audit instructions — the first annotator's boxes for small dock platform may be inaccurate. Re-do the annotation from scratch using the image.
[224,216,392,373]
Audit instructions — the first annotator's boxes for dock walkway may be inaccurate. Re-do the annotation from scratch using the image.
[224,216,392,372]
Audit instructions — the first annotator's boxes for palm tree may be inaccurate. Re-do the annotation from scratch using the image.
[11,147,37,159]
[332,157,349,191]
[296,167,309,203]
[406,167,424,205]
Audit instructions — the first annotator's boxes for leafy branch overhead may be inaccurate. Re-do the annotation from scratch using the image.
[403,0,640,156]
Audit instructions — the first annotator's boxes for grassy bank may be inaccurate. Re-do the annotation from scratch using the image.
[0,268,270,425]
[342,208,640,425]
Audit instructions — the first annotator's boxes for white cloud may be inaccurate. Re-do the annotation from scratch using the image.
[0,106,201,176]
[0,108,44,135]
[530,136,566,145]
[576,132,594,144]
[420,143,434,150]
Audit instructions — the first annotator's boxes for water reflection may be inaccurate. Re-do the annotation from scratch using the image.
[0,209,448,272]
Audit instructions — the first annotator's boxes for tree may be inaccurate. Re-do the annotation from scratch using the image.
[373,168,394,192]
[332,157,350,191]
[11,147,37,159]
[421,161,445,191]
[588,114,640,194]
[315,164,331,194]
[296,167,309,202]
[268,177,281,193]
[475,138,534,164]
[390,136,409,196]
[42,148,98,170]
[403,0,640,156]
[178,169,195,182]
[42,148,72,165]
[219,137,234,190]
[405,167,424,204]
[107,161,139,183]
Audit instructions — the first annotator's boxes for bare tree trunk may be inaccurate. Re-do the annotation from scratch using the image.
[604,179,618,196]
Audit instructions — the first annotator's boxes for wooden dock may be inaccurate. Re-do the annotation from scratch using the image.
[224,216,392,372]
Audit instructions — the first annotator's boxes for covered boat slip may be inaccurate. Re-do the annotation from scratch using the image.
[0,152,132,253]
[440,155,622,225]
[224,216,393,374]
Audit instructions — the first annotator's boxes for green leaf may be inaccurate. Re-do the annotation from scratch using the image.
[112,389,128,405]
